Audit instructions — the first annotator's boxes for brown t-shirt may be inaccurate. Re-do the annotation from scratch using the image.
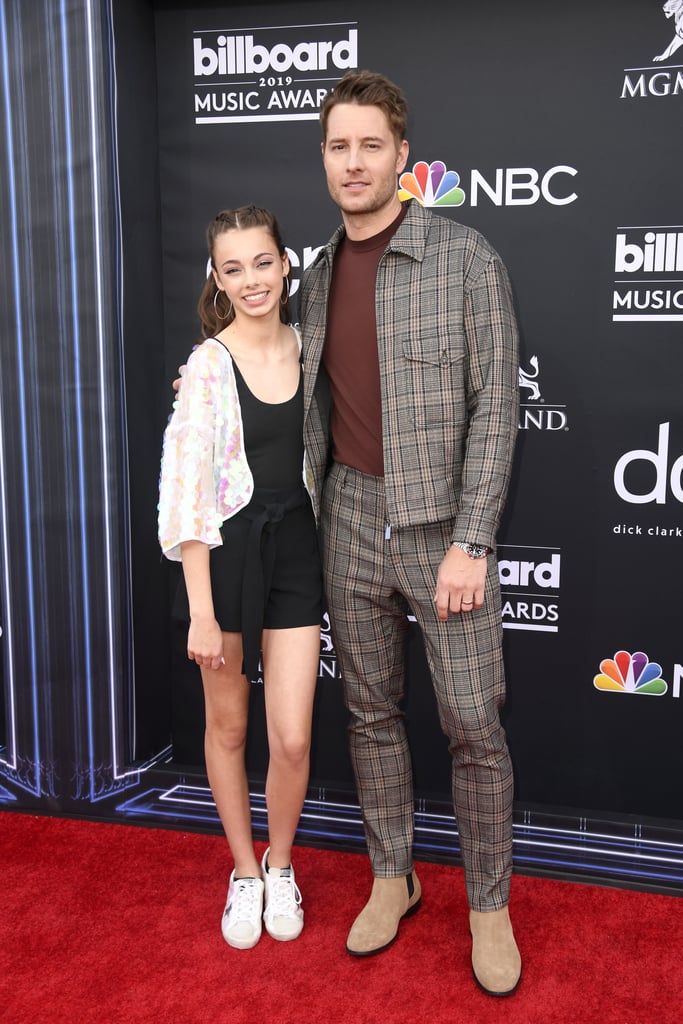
[323,205,407,476]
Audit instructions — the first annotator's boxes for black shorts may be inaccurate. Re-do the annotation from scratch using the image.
[173,499,323,632]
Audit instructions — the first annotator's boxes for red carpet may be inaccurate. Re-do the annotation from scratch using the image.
[1,812,681,1024]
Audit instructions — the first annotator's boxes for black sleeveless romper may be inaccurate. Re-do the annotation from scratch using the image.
[205,354,323,676]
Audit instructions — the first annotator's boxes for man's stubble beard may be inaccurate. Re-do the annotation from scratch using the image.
[329,180,399,220]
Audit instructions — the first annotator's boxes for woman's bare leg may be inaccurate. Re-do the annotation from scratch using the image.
[200,630,260,878]
[261,624,320,868]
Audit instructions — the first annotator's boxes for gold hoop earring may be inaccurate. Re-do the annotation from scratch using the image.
[213,290,232,320]
[281,277,290,305]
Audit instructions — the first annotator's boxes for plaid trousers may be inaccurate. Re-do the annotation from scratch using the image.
[321,462,514,912]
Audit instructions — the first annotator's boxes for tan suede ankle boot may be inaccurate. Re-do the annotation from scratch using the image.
[470,905,522,996]
[346,871,422,956]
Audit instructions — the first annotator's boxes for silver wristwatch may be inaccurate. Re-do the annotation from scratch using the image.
[452,541,490,559]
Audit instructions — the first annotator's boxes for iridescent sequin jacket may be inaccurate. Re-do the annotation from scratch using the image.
[158,331,312,561]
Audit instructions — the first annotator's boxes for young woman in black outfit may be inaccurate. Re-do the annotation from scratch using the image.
[158,206,322,950]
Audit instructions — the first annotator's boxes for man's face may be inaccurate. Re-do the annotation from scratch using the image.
[321,102,408,223]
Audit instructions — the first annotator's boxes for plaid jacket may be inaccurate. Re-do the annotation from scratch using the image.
[300,200,519,550]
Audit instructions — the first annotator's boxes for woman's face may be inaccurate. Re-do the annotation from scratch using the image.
[212,226,289,323]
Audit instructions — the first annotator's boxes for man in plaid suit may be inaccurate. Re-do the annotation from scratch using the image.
[299,71,521,996]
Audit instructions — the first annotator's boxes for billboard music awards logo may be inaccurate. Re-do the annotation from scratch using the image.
[497,545,561,632]
[398,160,578,208]
[620,0,683,98]
[613,227,683,321]
[593,650,669,695]
[193,22,358,124]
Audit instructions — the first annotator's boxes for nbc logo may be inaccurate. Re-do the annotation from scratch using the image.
[399,161,466,207]
[398,160,577,208]
[593,650,668,695]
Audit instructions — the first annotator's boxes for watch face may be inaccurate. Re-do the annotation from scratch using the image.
[453,541,489,558]
[467,544,488,558]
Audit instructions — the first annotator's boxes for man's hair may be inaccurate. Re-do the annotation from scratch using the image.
[320,70,408,144]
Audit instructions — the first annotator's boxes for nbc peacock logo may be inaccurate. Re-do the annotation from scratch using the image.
[398,160,466,207]
[593,650,668,696]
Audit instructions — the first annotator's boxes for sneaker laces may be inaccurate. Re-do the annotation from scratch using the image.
[267,871,302,918]
[229,878,262,921]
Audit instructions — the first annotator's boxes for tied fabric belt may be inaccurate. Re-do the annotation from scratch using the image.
[239,484,309,681]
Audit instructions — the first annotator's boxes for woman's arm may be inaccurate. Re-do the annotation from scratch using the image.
[180,539,224,670]
[158,344,225,561]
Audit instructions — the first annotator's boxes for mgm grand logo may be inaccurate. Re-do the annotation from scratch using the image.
[319,613,339,679]
[518,356,568,432]
[621,0,683,98]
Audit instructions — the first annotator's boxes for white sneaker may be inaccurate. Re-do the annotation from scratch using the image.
[221,872,264,949]
[261,847,304,941]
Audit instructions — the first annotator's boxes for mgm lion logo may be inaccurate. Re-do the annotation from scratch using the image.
[320,611,334,653]
[518,356,541,401]
[654,0,683,61]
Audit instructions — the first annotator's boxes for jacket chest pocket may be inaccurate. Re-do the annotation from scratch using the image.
[399,337,465,426]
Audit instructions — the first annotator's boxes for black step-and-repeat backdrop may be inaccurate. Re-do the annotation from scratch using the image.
[0,0,681,890]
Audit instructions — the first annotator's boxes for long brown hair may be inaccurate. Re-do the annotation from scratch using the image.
[197,205,291,340]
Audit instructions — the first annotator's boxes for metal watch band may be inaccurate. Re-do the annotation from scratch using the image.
[452,541,490,559]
